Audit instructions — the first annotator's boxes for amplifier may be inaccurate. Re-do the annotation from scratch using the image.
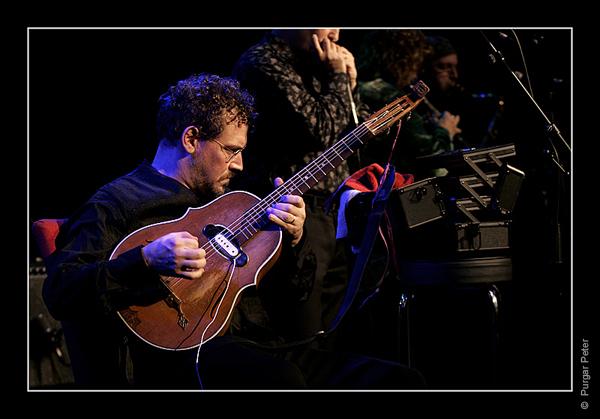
[391,177,447,228]
[455,221,510,253]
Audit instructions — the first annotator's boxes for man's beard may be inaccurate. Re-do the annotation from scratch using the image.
[189,157,222,200]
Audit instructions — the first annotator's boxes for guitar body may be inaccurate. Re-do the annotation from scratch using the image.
[111,191,282,350]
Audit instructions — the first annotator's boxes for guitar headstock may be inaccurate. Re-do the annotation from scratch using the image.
[365,80,430,136]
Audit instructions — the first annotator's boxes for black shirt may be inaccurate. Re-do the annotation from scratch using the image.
[43,162,315,385]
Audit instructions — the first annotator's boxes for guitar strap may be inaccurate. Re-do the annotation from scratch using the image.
[323,118,403,337]
[242,121,404,351]
[237,164,397,352]
[325,163,397,334]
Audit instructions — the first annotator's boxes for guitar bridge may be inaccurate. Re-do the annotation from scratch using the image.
[164,293,189,330]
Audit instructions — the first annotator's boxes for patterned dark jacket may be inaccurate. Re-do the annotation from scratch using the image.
[232,32,365,194]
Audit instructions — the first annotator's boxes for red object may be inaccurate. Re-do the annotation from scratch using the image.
[344,163,414,192]
[32,218,66,258]
[328,163,414,210]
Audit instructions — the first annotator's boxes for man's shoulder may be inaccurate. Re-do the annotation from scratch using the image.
[91,164,157,205]
[359,78,397,96]
[359,78,401,109]
[235,36,291,72]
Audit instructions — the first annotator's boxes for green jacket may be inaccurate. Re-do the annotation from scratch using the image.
[359,78,453,178]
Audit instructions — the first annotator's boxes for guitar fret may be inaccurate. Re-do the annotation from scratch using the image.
[321,155,334,169]
[316,165,327,175]
[331,148,343,159]
[301,170,319,184]
[349,132,363,145]
[289,186,303,196]
[299,177,310,188]
[340,141,354,152]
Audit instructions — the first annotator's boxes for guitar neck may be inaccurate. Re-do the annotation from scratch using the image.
[232,80,429,241]
[225,123,370,241]
[269,123,372,200]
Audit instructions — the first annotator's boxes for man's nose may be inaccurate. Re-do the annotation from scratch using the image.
[229,154,243,172]
[328,29,340,43]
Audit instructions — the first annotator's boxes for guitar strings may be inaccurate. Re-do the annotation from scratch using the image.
[169,96,413,285]
[199,98,412,263]
[203,88,427,257]
[201,122,372,259]
[208,97,414,253]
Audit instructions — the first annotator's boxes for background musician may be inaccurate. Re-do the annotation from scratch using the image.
[420,34,505,148]
[356,30,462,179]
[232,29,366,347]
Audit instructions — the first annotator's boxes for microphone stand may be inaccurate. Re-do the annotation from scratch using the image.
[480,30,569,266]
[480,31,570,173]
[347,81,362,168]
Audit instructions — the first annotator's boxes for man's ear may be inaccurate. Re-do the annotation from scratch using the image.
[182,126,200,154]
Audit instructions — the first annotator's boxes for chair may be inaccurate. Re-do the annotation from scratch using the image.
[31,218,128,388]
[32,219,66,259]
[30,219,73,387]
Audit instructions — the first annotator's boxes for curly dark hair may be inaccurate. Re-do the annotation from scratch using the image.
[358,30,432,88]
[157,73,257,145]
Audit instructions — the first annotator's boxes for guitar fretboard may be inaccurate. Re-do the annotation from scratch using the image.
[223,81,429,243]
[237,121,371,240]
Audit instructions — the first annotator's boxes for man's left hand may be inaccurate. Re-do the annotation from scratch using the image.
[267,177,306,246]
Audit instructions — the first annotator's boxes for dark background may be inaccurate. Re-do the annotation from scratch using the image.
[29,28,571,224]
[28,28,573,391]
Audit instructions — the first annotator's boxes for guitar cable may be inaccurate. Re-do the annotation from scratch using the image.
[194,263,236,390]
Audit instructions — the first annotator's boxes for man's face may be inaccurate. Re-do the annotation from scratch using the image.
[432,53,459,92]
[311,28,340,44]
[190,122,247,198]
[296,28,340,53]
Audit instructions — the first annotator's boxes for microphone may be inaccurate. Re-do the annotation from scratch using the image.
[498,31,513,41]
[532,34,545,46]
[499,30,544,46]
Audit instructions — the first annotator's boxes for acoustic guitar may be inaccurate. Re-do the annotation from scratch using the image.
[111,80,430,350]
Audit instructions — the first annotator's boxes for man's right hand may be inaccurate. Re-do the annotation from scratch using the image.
[141,231,206,279]
[437,111,462,140]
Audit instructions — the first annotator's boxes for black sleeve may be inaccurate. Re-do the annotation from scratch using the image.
[251,226,318,340]
[257,225,316,303]
[42,201,166,321]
